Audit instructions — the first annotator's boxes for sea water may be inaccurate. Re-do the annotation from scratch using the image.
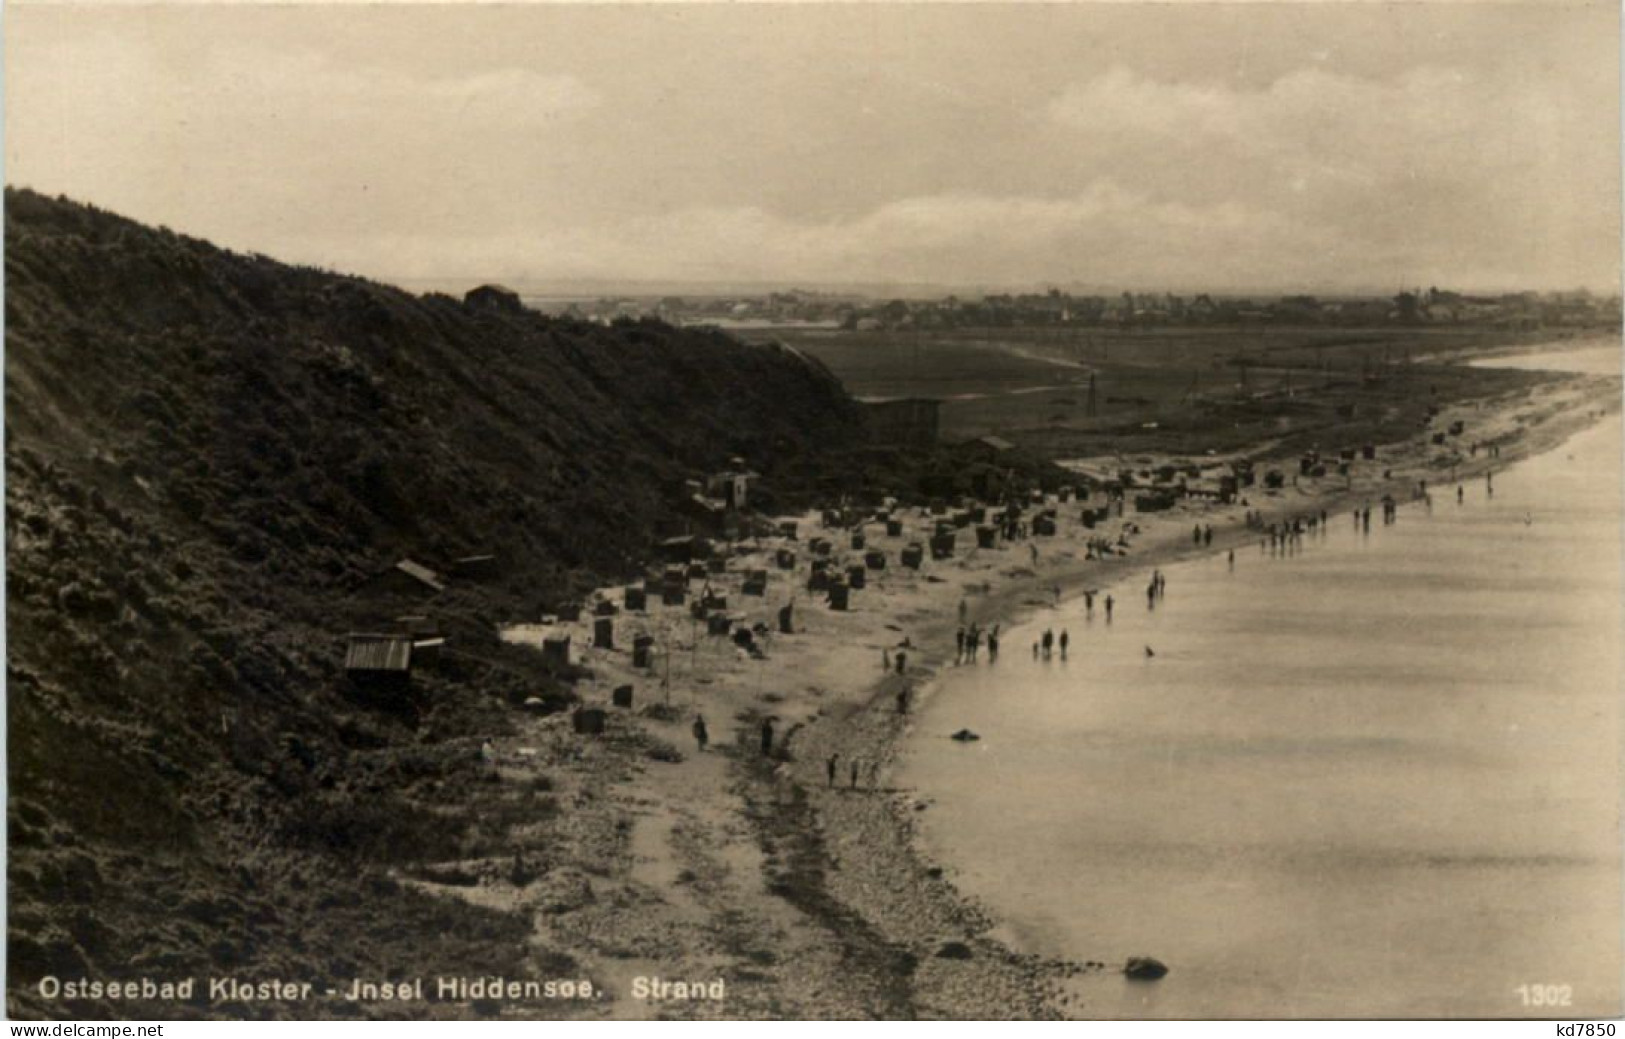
[902,346,1622,1019]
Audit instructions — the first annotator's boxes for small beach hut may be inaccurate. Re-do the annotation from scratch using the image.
[344,634,413,696]
[827,582,850,611]
[632,635,655,669]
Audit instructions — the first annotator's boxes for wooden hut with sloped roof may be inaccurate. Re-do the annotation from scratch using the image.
[344,633,414,697]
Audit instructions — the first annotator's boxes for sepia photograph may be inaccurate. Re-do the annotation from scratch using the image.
[3,0,1621,1025]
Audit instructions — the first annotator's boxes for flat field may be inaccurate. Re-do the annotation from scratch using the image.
[750,324,1618,464]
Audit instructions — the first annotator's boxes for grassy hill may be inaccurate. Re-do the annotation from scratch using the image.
[2,188,915,1017]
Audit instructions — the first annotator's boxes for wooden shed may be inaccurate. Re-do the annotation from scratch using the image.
[344,634,413,696]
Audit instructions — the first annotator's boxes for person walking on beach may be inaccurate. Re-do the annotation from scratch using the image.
[1105,594,1114,622]
[1228,548,1235,571]
[958,597,968,626]
[1457,485,1464,504]
[896,685,911,715]
[1486,470,1494,496]
[850,758,860,790]
[955,627,966,664]
[988,629,1000,661]
[1084,590,1095,616]
[1193,524,1203,545]
[1147,580,1157,609]
[969,625,982,662]
[1029,543,1039,567]
[692,714,709,753]
[1204,525,1213,546]
[826,753,840,788]
[1042,628,1054,659]
[896,650,907,675]
[761,718,775,757]
[1059,629,1070,660]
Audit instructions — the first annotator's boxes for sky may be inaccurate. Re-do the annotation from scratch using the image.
[6,3,1621,295]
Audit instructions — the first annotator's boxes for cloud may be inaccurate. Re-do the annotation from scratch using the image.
[205,51,601,131]
[7,30,599,228]
[1039,64,1618,290]
[288,180,1350,291]
[8,14,1614,294]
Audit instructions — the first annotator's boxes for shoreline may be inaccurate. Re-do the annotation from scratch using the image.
[480,354,1619,1020]
[758,359,1621,1018]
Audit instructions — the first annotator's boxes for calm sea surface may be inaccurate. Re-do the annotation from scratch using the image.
[901,343,1623,1018]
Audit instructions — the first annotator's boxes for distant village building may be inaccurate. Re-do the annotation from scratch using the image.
[859,397,942,448]
[463,284,523,314]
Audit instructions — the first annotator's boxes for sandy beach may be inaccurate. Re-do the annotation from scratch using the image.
[452,357,1620,1020]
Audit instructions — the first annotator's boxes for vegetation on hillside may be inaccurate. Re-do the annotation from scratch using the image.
[5,189,1057,1017]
